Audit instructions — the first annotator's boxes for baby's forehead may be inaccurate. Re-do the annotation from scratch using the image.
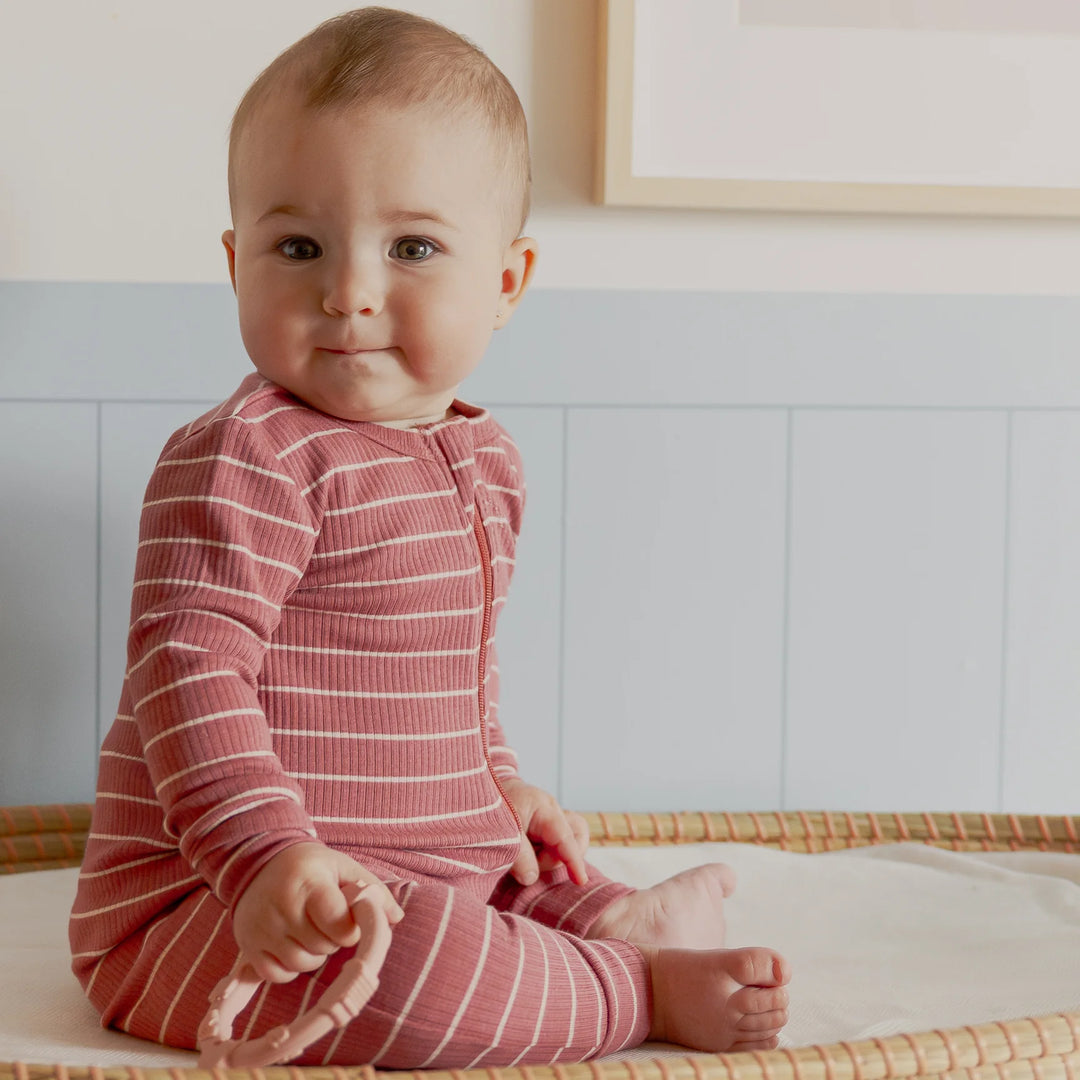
[232,94,525,236]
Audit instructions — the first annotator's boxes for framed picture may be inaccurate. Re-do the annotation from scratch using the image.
[596,0,1080,216]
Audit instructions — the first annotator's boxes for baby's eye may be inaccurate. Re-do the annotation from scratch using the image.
[392,237,437,262]
[278,236,322,260]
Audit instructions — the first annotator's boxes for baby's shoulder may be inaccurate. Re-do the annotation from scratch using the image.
[160,378,365,479]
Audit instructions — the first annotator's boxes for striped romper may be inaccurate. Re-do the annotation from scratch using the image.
[69,374,651,1067]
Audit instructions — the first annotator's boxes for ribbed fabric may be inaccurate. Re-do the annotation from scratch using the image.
[69,374,649,1067]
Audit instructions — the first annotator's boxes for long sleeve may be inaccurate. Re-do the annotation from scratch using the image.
[125,414,320,908]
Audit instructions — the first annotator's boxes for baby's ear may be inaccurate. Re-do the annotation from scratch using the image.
[222,230,238,293]
[495,236,538,327]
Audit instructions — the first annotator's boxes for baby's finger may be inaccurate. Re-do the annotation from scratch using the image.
[306,885,361,949]
[247,946,306,985]
[566,810,590,855]
[510,835,541,886]
[371,884,406,925]
[532,814,589,886]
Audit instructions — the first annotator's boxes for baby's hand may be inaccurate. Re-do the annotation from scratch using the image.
[232,842,404,983]
[501,779,590,887]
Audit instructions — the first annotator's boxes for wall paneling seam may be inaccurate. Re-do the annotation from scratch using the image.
[996,411,1014,813]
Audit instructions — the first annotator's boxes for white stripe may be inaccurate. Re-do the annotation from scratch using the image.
[300,456,410,495]
[397,850,490,874]
[589,940,639,1051]
[483,515,511,528]
[418,905,494,1066]
[133,577,280,612]
[554,883,610,932]
[276,427,353,457]
[155,750,277,792]
[138,537,303,577]
[77,850,172,880]
[483,484,522,497]
[142,494,315,535]
[157,454,296,485]
[99,750,146,764]
[305,565,479,590]
[228,385,265,418]
[159,900,226,1042]
[134,670,235,711]
[369,887,454,1065]
[286,763,486,783]
[262,685,475,700]
[311,526,470,560]
[313,798,503,826]
[125,889,210,1033]
[126,640,211,678]
[185,788,304,843]
[95,791,159,808]
[115,917,171,1030]
[143,708,264,751]
[450,456,476,471]
[507,920,552,1066]
[240,403,309,424]
[324,487,456,517]
[270,724,480,742]
[464,919,526,1068]
[87,831,175,850]
[292,603,483,622]
[550,931,579,1053]
[476,446,507,456]
[71,874,201,919]
[71,945,112,960]
[454,834,524,849]
[270,642,478,658]
[130,607,269,647]
[214,833,272,894]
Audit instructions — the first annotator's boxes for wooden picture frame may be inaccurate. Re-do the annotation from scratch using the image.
[595,0,1080,217]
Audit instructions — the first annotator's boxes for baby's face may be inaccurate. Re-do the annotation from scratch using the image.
[223,97,534,422]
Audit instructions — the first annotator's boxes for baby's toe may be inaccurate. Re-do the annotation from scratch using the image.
[736,1008,788,1033]
[725,947,788,988]
[731,983,788,1015]
[709,862,737,897]
[733,1035,781,1052]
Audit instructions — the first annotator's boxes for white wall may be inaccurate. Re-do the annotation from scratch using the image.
[2,1,1079,816]
[4,0,1080,293]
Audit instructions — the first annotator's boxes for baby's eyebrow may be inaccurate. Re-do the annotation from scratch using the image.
[256,204,303,225]
[381,208,458,231]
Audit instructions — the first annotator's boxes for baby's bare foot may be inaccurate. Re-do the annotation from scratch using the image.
[643,945,790,1053]
[587,864,736,949]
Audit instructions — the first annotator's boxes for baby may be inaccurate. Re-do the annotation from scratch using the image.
[69,7,789,1068]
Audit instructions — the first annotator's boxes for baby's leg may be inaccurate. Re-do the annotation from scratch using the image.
[587,863,737,948]
[91,880,651,1068]
[492,863,788,1051]
[493,860,737,949]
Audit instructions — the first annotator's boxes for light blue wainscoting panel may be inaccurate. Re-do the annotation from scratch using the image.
[1003,412,1080,812]
[2,284,1080,814]
[0,403,99,803]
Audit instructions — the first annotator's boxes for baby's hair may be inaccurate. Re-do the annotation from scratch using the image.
[228,6,531,235]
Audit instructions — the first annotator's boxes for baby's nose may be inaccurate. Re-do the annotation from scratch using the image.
[323,257,386,317]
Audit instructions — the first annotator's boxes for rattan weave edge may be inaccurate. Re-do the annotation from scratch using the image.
[3,804,1079,1080]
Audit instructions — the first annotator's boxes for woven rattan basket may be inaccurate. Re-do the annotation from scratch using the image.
[2,803,1079,1080]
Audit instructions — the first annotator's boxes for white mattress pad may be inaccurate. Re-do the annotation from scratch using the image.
[3,841,1079,1066]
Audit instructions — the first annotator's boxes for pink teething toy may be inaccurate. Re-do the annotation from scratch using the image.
[197,881,392,1068]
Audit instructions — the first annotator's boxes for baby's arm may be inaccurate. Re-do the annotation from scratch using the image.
[501,778,590,887]
[233,842,404,983]
[127,417,322,905]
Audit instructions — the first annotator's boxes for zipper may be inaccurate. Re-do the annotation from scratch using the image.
[473,503,522,833]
